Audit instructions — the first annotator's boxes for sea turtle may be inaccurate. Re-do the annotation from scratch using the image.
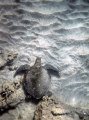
[14,57,57,99]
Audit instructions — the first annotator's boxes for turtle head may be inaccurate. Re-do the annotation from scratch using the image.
[35,57,41,66]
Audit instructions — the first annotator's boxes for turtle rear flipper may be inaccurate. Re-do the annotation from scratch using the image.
[46,91,52,97]
[14,64,30,77]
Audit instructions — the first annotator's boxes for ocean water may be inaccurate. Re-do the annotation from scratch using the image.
[0,0,89,109]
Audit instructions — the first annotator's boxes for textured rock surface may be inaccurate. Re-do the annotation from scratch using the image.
[0,50,17,69]
[34,96,89,120]
[0,101,37,120]
[0,80,37,120]
[0,80,25,112]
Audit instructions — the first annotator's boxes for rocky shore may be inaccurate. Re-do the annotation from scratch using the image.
[0,79,89,120]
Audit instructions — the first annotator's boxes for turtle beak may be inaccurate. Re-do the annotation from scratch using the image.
[35,57,41,63]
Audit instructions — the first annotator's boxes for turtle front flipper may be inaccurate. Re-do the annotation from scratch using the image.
[47,68,60,78]
[44,64,60,78]
[14,64,30,77]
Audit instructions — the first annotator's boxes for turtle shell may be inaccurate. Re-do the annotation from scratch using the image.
[24,67,51,99]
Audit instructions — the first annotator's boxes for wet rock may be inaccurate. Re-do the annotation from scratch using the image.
[0,80,37,120]
[0,101,36,120]
[0,51,6,69]
[0,51,18,70]
[7,51,18,66]
[34,96,81,120]
[8,66,18,71]
[0,80,25,112]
